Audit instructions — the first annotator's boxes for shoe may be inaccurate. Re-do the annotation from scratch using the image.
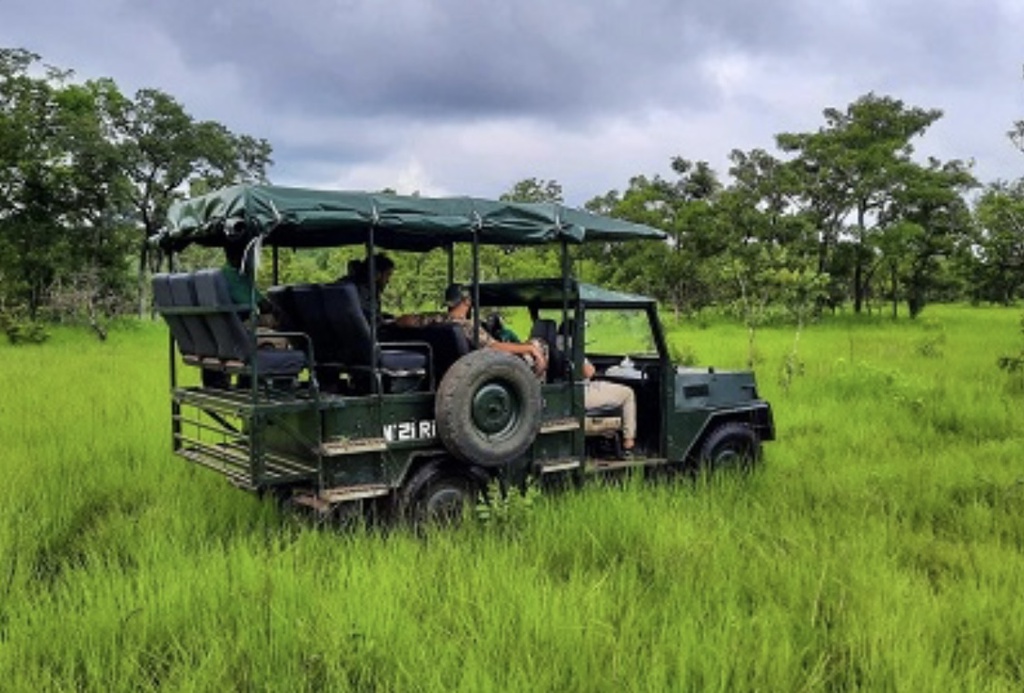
[618,448,635,461]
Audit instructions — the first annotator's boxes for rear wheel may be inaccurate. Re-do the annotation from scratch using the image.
[699,421,761,471]
[399,464,482,526]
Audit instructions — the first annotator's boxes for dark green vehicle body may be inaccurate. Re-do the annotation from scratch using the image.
[151,185,774,517]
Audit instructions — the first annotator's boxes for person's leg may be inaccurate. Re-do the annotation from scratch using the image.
[609,382,636,450]
[586,380,636,450]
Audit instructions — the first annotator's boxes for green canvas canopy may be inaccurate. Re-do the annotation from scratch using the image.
[151,184,666,252]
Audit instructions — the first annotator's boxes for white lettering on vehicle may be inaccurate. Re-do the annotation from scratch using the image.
[383,419,437,442]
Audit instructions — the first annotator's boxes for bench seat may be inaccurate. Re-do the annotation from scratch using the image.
[153,270,309,383]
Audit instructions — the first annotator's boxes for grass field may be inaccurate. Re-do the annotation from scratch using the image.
[1,305,1023,691]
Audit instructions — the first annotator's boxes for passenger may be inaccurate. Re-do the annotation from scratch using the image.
[397,284,547,377]
[485,312,521,343]
[583,357,637,457]
[340,252,395,322]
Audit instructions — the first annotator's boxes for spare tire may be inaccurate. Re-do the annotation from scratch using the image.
[435,349,542,467]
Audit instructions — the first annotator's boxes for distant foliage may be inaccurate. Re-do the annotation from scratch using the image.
[668,341,699,367]
[46,267,134,340]
[581,95,982,322]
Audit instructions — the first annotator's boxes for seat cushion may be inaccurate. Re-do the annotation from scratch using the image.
[254,348,307,377]
[380,349,428,373]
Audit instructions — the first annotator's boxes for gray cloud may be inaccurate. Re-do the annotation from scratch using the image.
[2,0,1022,202]
[131,0,727,120]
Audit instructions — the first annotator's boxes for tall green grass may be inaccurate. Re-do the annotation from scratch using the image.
[1,306,1023,691]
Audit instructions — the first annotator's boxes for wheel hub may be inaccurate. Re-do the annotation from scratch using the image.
[426,488,466,519]
[471,382,519,436]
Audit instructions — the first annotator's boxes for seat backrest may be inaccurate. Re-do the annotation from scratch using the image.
[320,282,375,367]
[193,269,252,362]
[168,273,219,357]
[152,273,199,356]
[266,285,297,332]
[419,323,469,381]
[383,322,469,383]
[288,285,344,363]
[530,318,564,382]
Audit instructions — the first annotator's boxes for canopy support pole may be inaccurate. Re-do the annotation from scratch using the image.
[368,207,381,393]
[471,230,480,349]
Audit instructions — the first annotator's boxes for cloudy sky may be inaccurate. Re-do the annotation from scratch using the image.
[3,0,1022,205]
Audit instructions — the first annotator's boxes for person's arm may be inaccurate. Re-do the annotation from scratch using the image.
[395,312,444,327]
[490,340,547,373]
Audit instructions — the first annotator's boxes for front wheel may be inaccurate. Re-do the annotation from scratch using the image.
[698,421,761,472]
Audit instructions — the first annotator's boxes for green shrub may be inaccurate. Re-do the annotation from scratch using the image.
[914,332,946,358]
[997,314,1024,376]
[0,310,50,345]
[475,478,540,534]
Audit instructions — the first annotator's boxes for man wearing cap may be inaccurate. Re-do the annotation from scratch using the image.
[396,283,547,377]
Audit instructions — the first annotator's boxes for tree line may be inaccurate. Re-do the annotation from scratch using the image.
[0,48,268,336]
[1,47,1022,339]
[578,99,1022,323]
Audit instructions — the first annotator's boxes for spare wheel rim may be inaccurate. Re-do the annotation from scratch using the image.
[471,381,520,437]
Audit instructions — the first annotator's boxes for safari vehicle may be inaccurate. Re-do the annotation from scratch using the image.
[149,185,774,521]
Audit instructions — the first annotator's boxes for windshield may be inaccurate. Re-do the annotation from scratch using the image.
[582,308,657,357]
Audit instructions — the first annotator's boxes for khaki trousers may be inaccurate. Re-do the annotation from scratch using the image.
[585,380,636,440]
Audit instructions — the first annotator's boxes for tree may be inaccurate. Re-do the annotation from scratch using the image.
[1009,120,1024,154]
[96,85,272,312]
[883,158,975,317]
[777,93,945,313]
[500,177,563,204]
[583,160,722,318]
[0,47,273,322]
[0,49,134,317]
[970,182,1024,304]
[722,148,824,317]
[100,86,272,241]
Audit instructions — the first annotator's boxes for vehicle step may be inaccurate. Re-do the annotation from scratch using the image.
[537,459,582,473]
[319,438,388,456]
[291,485,391,512]
[540,417,580,434]
[585,456,667,472]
